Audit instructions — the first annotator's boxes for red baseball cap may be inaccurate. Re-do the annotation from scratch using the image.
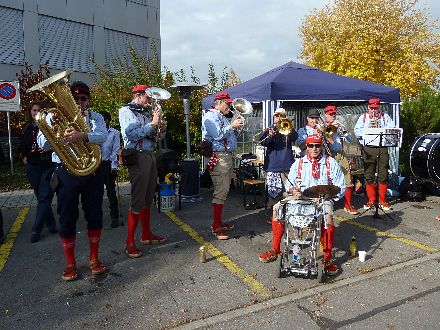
[324,105,337,114]
[306,134,323,144]
[214,92,233,104]
[368,98,380,108]
[132,85,149,93]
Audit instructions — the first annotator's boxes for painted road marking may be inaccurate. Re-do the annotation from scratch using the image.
[165,211,270,299]
[335,216,438,253]
[0,207,30,272]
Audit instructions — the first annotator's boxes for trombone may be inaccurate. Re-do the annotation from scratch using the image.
[146,87,171,142]
[258,117,293,144]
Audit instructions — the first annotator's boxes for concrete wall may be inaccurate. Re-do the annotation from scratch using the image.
[0,0,160,84]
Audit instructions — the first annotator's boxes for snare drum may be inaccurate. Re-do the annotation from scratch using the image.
[275,199,320,228]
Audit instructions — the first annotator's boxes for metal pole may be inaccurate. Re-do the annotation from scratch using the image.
[6,111,13,174]
[183,98,191,159]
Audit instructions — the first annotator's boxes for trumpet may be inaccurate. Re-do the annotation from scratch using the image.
[146,87,171,142]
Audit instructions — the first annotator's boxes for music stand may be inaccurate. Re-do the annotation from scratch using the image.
[357,129,401,220]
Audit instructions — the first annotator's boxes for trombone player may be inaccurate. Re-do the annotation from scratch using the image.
[258,108,298,225]
[319,105,358,215]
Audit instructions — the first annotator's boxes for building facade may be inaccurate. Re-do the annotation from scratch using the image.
[0,0,160,83]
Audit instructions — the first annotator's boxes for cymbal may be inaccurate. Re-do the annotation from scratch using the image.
[302,184,341,198]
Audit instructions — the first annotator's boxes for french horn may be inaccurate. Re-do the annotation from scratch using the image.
[28,70,102,176]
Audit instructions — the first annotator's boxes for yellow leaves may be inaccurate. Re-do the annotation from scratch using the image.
[300,0,440,97]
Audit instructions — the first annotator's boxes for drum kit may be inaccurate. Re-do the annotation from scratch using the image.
[278,184,340,282]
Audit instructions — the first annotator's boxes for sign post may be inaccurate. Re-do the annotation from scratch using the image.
[0,81,21,174]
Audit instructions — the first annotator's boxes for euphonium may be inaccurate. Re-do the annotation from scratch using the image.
[28,70,102,176]
[145,87,171,142]
[276,118,292,136]
[230,98,253,134]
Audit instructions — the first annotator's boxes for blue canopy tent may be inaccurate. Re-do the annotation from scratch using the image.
[202,61,400,128]
[202,61,402,182]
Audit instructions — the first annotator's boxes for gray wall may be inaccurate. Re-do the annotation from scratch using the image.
[0,0,160,84]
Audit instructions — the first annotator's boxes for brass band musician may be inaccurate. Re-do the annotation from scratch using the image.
[318,105,358,215]
[259,108,298,224]
[354,98,396,211]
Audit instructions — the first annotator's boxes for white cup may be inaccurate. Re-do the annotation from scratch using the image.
[358,251,367,262]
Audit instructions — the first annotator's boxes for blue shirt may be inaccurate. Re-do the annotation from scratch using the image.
[328,130,354,153]
[285,154,346,201]
[202,109,238,152]
[37,110,107,164]
[354,112,395,146]
[119,103,157,151]
[101,127,120,169]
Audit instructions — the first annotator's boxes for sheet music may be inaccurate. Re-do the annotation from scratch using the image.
[363,128,403,147]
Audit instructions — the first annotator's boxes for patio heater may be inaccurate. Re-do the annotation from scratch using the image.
[170,83,204,199]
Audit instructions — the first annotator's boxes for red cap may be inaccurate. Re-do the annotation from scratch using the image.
[368,98,380,108]
[214,92,233,104]
[305,134,323,144]
[132,85,149,93]
[324,105,337,114]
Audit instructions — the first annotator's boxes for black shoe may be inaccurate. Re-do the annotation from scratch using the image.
[111,218,120,228]
[30,233,40,243]
[48,227,58,234]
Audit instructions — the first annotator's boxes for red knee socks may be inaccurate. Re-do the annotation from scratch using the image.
[126,210,140,246]
[140,208,151,241]
[212,203,223,230]
[60,236,76,266]
[344,187,353,209]
[321,225,336,262]
[87,229,102,261]
[271,220,285,254]
[365,183,376,203]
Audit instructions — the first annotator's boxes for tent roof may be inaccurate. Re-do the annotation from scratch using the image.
[202,61,400,108]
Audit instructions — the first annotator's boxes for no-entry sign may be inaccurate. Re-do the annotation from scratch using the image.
[0,81,20,112]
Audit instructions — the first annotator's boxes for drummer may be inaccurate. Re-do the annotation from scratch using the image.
[258,134,345,276]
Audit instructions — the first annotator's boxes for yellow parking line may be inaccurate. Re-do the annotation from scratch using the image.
[165,211,270,299]
[335,216,438,253]
[0,207,30,272]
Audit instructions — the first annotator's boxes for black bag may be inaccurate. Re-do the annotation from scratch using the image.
[155,148,179,173]
[119,149,138,166]
[199,140,213,157]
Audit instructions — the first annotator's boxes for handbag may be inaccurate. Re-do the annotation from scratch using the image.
[199,140,213,157]
[119,148,138,166]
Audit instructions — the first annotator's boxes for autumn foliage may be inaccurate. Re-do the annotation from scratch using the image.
[300,0,440,98]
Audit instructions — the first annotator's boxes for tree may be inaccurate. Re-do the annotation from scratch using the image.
[300,0,440,98]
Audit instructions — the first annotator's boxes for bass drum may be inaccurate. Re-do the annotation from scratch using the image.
[410,133,440,184]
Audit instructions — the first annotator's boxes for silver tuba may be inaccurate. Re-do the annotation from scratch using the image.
[28,70,102,176]
[230,98,253,134]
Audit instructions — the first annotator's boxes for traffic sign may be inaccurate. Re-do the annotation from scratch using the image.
[0,81,20,112]
[0,83,17,100]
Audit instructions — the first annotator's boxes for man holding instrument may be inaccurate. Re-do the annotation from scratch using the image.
[119,85,167,258]
[259,134,345,276]
[259,108,298,224]
[37,81,108,281]
[354,98,396,211]
[202,92,244,240]
[320,105,358,215]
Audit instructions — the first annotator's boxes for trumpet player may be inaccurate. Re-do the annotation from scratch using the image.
[259,108,298,224]
[354,98,396,211]
[202,92,244,240]
[321,105,358,215]
[118,85,168,258]
[37,81,108,281]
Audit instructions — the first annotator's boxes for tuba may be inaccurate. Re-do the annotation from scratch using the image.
[28,70,102,176]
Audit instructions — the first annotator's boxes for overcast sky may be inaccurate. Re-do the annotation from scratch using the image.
[161,0,440,84]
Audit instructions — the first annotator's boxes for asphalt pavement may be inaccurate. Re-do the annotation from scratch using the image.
[0,183,439,329]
